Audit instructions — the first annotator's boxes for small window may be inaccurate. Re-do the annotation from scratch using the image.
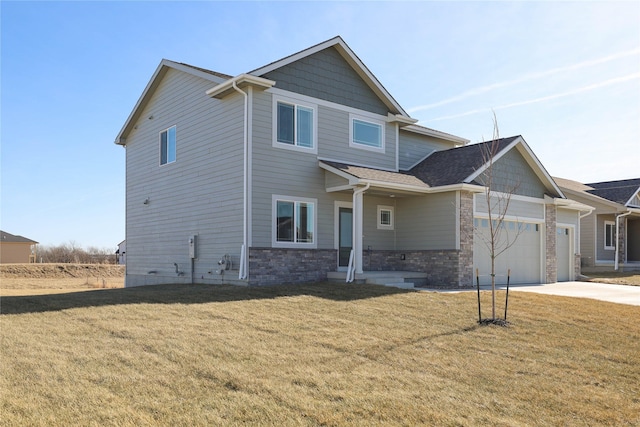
[274,99,315,151]
[604,221,615,250]
[350,115,384,151]
[273,196,316,247]
[160,126,176,165]
[377,205,394,230]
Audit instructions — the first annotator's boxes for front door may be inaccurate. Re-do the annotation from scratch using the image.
[338,207,353,268]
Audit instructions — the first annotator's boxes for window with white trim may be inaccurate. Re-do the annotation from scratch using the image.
[350,115,384,152]
[377,205,394,230]
[273,97,316,152]
[273,196,316,247]
[604,221,615,250]
[160,126,176,165]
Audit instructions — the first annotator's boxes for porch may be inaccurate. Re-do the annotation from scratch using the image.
[327,270,429,289]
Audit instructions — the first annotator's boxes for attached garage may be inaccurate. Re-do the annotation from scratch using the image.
[473,219,542,285]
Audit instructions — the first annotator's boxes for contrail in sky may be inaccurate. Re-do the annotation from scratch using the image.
[425,73,640,122]
[408,48,640,114]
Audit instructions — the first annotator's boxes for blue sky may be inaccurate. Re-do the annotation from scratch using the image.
[1,1,639,249]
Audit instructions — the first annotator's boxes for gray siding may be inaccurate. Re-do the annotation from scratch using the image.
[125,68,245,285]
[317,105,396,170]
[395,193,458,250]
[476,149,547,198]
[474,195,545,220]
[363,196,398,251]
[596,213,616,261]
[398,130,457,170]
[262,47,389,116]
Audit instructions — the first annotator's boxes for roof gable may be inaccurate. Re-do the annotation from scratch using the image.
[409,136,563,197]
[250,36,409,117]
[115,60,230,145]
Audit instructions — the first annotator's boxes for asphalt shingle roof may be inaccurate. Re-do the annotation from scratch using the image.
[585,178,640,206]
[322,136,521,189]
[0,230,38,244]
[408,137,519,186]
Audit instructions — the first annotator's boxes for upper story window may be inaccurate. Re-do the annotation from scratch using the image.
[350,114,384,152]
[273,96,317,153]
[604,221,615,250]
[160,126,176,165]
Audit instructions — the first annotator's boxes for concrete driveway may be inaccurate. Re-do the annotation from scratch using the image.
[499,281,640,306]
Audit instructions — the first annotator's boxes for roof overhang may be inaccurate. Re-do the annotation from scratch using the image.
[551,197,595,214]
[206,74,276,99]
[402,124,470,145]
[319,161,485,195]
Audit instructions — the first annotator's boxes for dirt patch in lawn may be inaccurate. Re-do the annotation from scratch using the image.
[582,271,640,286]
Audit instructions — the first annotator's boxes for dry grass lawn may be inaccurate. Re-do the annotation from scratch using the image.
[584,271,640,286]
[1,282,639,426]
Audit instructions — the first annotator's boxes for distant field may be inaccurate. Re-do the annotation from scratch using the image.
[1,282,638,426]
[0,264,124,295]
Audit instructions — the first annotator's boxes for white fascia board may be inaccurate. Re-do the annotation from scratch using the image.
[318,161,360,186]
[403,124,470,145]
[464,137,522,183]
[358,180,484,194]
[515,141,565,198]
[249,36,409,116]
[553,198,595,213]
[559,187,624,210]
[388,113,418,126]
[206,74,275,99]
[625,187,640,207]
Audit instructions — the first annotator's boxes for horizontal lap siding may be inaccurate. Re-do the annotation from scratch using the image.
[125,69,244,281]
[398,130,455,170]
[395,193,457,250]
[363,196,398,250]
[474,196,545,221]
[596,214,615,261]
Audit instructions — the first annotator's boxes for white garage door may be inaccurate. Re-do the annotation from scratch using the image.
[557,227,572,282]
[473,219,542,286]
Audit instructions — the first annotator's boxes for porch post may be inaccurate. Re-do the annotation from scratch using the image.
[352,184,369,275]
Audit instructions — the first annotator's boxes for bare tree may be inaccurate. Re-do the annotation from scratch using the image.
[474,114,523,322]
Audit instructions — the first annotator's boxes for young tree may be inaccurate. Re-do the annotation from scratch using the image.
[474,115,523,322]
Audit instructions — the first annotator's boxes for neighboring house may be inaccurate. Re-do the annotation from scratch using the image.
[0,230,38,263]
[115,36,588,287]
[556,178,640,270]
[116,240,126,265]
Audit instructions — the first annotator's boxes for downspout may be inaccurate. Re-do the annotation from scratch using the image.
[615,211,632,271]
[232,81,248,280]
[352,183,370,275]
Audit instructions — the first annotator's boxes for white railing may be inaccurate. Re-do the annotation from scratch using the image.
[346,249,355,283]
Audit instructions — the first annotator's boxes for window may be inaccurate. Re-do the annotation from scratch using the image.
[273,196,316,247]
[160,126,176,165]
[274,98,315,151]
[604,221,615,250]
[350,115,384,151]
[377,205,394,230]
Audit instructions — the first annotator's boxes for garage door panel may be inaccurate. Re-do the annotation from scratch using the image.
[474,220,541,285]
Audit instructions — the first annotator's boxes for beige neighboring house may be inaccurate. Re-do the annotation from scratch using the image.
[555,178,640,270]
[0,230,38,263]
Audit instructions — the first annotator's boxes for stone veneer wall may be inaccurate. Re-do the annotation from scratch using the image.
[574,253,581,279]
[363,250,469,288]
[618,218,627,266]
[248,248,336,286]
[545,204,557,283]
[457,192,475,287]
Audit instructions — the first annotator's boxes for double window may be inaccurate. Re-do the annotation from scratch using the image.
[604,221,615,250]
[274,97,316,152]
[273,196,316,247]
[350,114,384,152]
[160,126,176,165]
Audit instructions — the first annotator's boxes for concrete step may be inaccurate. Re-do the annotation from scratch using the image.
[381,282,415,289]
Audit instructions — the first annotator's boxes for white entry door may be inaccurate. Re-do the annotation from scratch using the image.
[474,219,542,285]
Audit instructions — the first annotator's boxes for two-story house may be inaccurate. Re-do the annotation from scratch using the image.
[115,36,589,287]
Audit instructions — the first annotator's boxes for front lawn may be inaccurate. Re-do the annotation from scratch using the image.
[1,283,638,426]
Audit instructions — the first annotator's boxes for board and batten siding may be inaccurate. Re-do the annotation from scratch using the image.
[394,193,458,250]
[398,130,456,171]
[125,68,245,285]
